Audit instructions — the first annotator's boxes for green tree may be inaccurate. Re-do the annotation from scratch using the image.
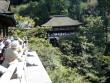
[84,15,104,44]
[98,0,110,40]
[98,0,110,55]
[59,34,82,56]
[18,1,49,25]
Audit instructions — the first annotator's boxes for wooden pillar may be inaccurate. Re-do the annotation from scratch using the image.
[6,27,8,37]
[3,28,5,37]
[0,28,1,36]
[2,27,8,37]
[1,28,3,37]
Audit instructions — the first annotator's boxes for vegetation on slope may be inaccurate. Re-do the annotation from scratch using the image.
[10,20,110,83]
[9,0,110,82]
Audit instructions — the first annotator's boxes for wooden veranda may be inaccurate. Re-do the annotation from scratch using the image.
[0,51,52,83]
[0,0,16,37]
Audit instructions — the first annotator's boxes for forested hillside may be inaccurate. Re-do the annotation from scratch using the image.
[10,0,110,83]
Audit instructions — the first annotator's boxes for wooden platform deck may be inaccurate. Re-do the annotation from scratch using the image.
[25,51,52,83]
[0,51,52,83]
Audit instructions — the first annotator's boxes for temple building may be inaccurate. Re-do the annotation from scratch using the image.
[0,0,16,37]
[10,0,27,4]
[42,15,82,45]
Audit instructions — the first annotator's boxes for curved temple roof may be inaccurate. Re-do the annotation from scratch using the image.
[0,0,10,13]
[0,13,16,27]
[42,16,82,27]
[0,0,16,27]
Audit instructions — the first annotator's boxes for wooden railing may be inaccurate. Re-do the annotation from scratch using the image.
[0,59,27,83]
[0,60,18,83]
[0,51,52,83]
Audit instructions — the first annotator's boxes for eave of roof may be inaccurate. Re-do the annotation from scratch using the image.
[0,13,16,27]
[0,0,16,27]
[0,0,10,13]
[42,16,82,27]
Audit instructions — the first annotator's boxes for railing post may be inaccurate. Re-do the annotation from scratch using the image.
[0,60,18,83]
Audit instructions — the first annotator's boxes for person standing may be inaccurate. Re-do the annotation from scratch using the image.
[0,40,23,74]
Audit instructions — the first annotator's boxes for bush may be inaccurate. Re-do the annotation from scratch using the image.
[10,27,110,83]
[59,34,82,56]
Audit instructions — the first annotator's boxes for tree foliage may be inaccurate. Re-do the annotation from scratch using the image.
[9,0,110,83]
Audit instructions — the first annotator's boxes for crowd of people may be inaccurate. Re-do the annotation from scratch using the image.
[0,36,28,76]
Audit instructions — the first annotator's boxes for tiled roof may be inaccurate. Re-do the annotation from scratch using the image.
[0,0,16,27]
[0,0,10,13]
[42,16,82,27]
